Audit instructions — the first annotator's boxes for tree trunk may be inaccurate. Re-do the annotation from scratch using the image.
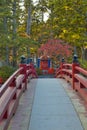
[26,0,32,35]
[81,47,85,61]
[12,0,17,67]
[3,17,9,65]
[74,46,77,55]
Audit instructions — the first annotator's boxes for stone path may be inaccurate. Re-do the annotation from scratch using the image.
[28,79,83,130]
[8,78,86,130]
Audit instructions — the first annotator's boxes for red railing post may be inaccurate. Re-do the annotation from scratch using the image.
[19,64,27,89]
[72,54,79,89]
[3,110,8,119]
[60,58,65,78]
[10,77,16,87]
[19,55,28,89]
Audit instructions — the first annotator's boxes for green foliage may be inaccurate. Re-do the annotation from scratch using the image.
[67,56,73,63]
[48,0,87,46]
[0,66,16,83]
[36,68,42,75]
[79,59,87,70]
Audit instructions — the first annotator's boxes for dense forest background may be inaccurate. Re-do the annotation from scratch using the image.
[0,0,87,67]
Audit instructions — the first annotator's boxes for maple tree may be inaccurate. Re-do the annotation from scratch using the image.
[38,39,72,66]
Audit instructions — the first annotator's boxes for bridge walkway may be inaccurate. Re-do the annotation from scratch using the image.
[8,78,86,130]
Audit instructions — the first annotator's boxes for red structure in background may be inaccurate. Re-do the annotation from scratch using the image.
[40,55,50,74]
[39,55,54,74]
[37,48,55,75]
[40,55,49,70]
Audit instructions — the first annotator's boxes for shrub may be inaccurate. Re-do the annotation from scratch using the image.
[79,59,87,70]
[36,68,42,75]
[0,66,16,83]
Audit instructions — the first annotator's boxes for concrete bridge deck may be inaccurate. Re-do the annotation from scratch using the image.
[8,78,87,130]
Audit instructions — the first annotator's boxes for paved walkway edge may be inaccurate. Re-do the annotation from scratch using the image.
[59,79,87,130]
[8,79,37,130]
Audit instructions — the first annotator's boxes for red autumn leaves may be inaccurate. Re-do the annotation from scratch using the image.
[38,39,72,59]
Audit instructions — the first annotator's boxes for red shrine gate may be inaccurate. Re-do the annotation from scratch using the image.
[37,55,54,74]
[40,59,49,70]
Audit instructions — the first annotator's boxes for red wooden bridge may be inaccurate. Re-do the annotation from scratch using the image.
[0,56,87,130]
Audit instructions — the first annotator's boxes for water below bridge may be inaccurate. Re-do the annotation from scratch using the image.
[8,77,87,130]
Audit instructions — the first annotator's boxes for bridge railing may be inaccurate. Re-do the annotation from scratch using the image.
[55,55,87,103]
[0,63,37,130]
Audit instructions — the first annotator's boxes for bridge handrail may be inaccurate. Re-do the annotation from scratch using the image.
[0,68,23,97]
[75,66,87,76]
[0,63,37,130]
[55,60,87,103]
[55,63,72,77]
[63,63,72,68]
